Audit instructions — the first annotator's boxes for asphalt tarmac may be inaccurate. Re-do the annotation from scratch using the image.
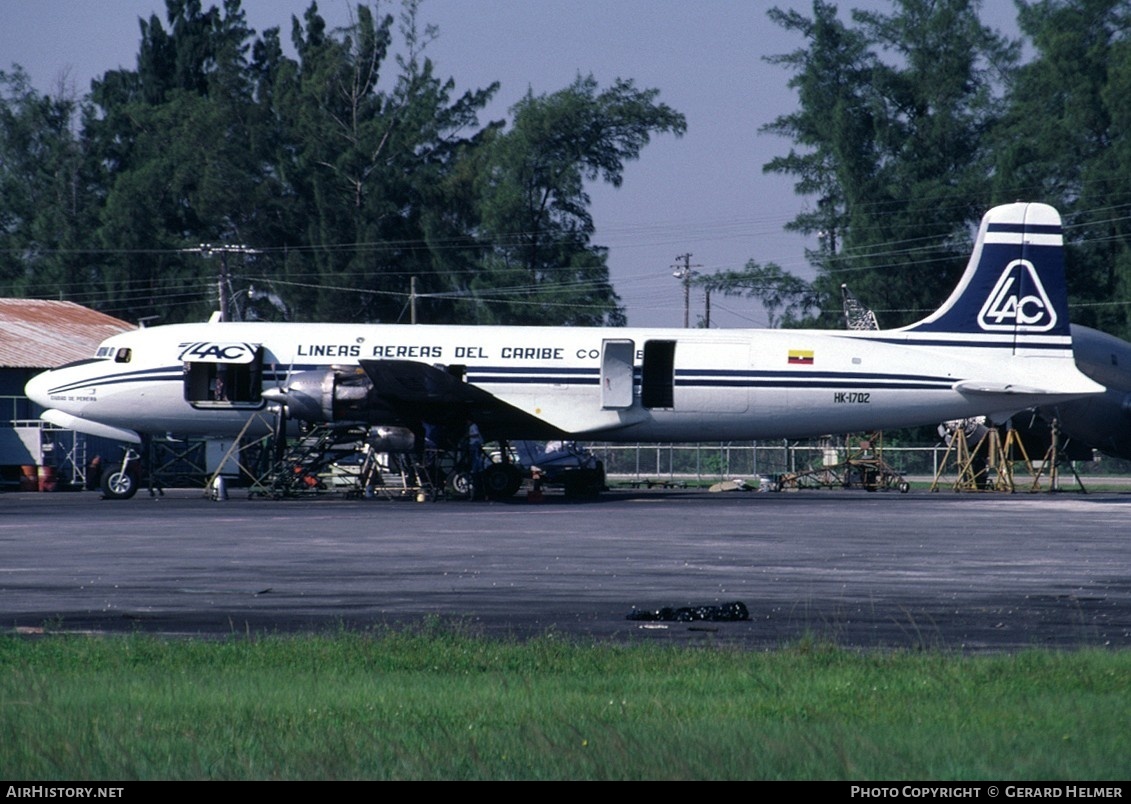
[3,487,1129,651]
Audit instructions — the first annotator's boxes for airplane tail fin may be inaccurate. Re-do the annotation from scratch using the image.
[901,202,1071,354]
[899,202,1105,401]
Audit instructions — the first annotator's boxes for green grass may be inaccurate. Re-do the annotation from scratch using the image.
[1,630,1128,780]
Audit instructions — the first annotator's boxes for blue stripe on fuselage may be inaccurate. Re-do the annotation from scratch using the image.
[47,362,959,397]
[46,365,182,395]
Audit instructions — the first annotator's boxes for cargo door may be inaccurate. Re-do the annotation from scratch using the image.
[601,339,635,409]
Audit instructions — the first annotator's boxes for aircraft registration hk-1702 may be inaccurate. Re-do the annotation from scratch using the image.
[24,201,1105,493]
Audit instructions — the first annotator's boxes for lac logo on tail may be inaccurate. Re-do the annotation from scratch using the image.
[977,259,1057,332]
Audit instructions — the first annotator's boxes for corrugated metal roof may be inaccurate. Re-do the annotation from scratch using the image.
[0,299,134,368]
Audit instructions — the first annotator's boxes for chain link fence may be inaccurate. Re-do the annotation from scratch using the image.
[587,440,1131,485]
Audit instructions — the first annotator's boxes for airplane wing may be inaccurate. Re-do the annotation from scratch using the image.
[357,359,565,440]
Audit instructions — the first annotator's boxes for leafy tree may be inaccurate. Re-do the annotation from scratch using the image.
[0,68,97,304]
[761,1,875,285]
[261,1,506,322]
[468,75,686,325]
[84,0,270,323]
[699,261,821,328]
[992,0,1131,339]
[1,0,686,327]
[762,0,1017,328]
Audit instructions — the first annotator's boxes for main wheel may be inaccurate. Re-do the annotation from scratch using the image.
[100,468,138,500]
[445,469,474,499]
[481,463,523,500]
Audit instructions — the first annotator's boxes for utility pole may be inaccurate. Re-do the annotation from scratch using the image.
[410,276,417,324]
[219,250,230,321]
[671,253,701,328]
[183,244,260,321]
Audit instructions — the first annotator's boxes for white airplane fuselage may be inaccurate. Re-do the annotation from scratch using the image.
[23,203,1107,443]
[23,319,1097,444]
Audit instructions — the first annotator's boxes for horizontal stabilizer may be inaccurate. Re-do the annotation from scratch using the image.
[954,378,1104,397]
[954,381,1051,396]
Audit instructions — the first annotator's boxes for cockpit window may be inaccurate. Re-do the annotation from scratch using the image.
[114,348,132,363]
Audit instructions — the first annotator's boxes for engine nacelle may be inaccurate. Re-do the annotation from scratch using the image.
[368,425,415,453]
[268,368,389,424]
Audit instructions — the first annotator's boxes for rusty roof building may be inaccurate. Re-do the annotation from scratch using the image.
[0,299,133,369]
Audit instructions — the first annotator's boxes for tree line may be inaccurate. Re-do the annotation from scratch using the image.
[708,0,1131,342]
[0,0,685,326]
[3,0,1130,338]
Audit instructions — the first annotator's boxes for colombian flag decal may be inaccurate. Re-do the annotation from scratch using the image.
[788,349,814,365]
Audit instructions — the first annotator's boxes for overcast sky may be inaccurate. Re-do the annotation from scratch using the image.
[0,0,1021,328]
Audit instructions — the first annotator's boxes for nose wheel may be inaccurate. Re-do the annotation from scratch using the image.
[100,467,138,499]
[100,446,141,499]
